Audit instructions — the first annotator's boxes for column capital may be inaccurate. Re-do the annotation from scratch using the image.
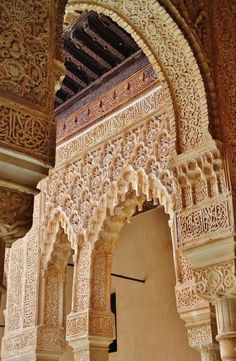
[194,261,236,301]
[180,307,220,361]
[182,236,236,301]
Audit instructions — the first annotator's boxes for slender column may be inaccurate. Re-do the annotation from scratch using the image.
[215,297,236,361]
[0,241,6,303]
[200,347,221,361]
[181,307,220,361]
[67,242,114,361]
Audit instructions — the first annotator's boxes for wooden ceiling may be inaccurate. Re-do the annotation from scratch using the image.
[55,11,142,109]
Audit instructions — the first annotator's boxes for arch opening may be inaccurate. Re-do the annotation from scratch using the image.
[55,0,211,154]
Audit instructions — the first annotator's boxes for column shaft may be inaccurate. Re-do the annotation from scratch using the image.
[215,297,236,361]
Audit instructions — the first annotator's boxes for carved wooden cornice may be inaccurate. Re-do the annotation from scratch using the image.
[56,65,158,145]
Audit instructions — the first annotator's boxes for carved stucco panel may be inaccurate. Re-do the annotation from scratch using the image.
[0,100,55,162]
[195,261,236,300]
[56,87,169,164]
[176,196,233,248]
[0,0,51,108]
[212,0,236,222]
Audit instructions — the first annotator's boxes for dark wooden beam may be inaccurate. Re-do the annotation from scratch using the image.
[71,33,112,71]
[61,84,75,96]
[65,50,99,80]
[98,13,138,51]
[55,95,63,104]
[66,70,86,88]
[55,51,149,115]
[83,24,125,61]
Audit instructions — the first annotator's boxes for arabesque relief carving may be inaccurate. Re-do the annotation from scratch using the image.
[0,186,33,245]
[195,262,236,300]
[0,1,51,107]
[43,86,177,250]
[2,1,236,361]
[0,101,54,162]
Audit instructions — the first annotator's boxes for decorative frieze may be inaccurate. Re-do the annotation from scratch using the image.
[176,196,233,248]
[56,87,170,164]
[56,66,159,145]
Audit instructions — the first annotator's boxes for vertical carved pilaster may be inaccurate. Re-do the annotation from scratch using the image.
[67,241,114,361]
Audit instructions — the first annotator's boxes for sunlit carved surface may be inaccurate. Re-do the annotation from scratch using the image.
[1,1,236,361]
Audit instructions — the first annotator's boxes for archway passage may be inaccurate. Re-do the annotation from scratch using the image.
[110,206,200,361]
[1,2,235,361]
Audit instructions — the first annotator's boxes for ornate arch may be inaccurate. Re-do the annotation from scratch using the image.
[38,226,73,357]
[41,207,77,270]
[42,95,179,249]
[55,0,211,153]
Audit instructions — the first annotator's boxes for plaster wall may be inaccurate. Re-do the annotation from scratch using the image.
[110,207,200,361]
[60,207,200,361]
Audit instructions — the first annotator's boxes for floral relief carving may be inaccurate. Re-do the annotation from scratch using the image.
[2,329,37,357]
[89,313,114,338]
[37,326,64,353]
[188,324,213,349]
[73,247,92,313]
[44,264,60,327]
[23,228,39,328]
[5,240,25,332]
[175,283,207,314]
[67,313,88,339]
[175,252,208,313]
[212,0,236,223]
[0,0,51,107]
[2,194,42,359]
[194,262,236,300]
[178,253,193,283]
